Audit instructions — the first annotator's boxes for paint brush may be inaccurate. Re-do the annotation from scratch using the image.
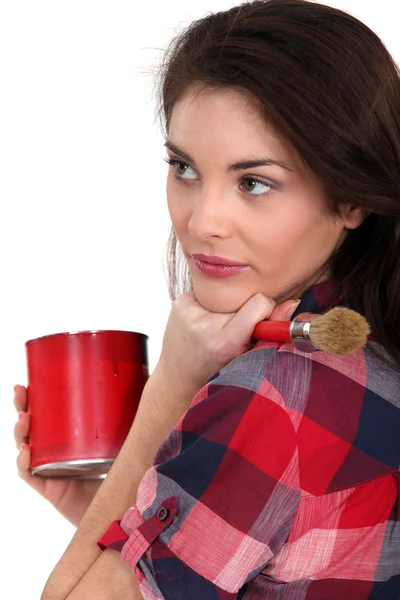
[252,307,370,354]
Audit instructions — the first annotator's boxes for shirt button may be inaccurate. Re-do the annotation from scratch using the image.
[157,507,169,522]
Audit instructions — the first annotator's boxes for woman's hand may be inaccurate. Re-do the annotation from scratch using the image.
[14,385,102,527]
[157,291,301,394]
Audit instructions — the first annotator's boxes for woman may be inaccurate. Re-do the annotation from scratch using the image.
[14,0,400,598]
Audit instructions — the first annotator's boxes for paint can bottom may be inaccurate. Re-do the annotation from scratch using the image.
[32,458,114,479]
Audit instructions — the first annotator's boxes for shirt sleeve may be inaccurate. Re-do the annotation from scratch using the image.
[98,352,301,600]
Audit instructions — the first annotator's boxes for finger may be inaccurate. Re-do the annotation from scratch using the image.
[223,293,276,340]
[13,385,27,412]
[293,311,320,323]
[268,299,301,322]
[16,444,46,495]
[14,412,30,449]
[16,443,32,480]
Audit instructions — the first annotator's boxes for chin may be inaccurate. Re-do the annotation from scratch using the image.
[192,284,253,313]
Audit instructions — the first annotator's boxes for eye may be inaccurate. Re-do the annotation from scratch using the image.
[164,157,197,180]
[240,176,275,196]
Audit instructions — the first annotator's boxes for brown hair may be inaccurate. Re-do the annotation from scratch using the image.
[155,0,400,370]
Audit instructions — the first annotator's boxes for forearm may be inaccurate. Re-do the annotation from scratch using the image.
[41,362,200,600]
[66,550,143,600]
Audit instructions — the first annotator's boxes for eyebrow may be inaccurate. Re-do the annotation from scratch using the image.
[164,141,294,173]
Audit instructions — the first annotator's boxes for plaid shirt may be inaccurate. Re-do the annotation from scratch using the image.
[98,280,400,599]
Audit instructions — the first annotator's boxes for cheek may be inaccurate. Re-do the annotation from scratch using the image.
[253,204,341,266]
[166,179,190,236]
[281,200,340,240]
[166,176,175,215]
[166,178,180,224]
[286,211,343,265]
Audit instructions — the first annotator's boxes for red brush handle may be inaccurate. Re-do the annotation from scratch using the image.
[252,320,292,343]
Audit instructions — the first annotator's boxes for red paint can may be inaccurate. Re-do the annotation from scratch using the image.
[25,330,148,479]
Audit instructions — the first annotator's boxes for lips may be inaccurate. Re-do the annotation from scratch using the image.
[190,254,250,279]
[191,253,248,267]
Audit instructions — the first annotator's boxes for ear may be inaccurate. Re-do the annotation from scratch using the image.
[339,204,370,230]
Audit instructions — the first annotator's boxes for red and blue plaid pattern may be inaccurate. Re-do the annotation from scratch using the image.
[98,280,400,599]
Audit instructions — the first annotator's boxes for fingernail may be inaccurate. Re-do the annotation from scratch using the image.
[13,385,18,393]
[288,300,301,319]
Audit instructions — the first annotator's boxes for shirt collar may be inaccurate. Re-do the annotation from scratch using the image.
[291,279,346,319]
[291,279,377,343]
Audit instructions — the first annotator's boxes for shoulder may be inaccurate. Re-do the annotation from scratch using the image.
[155,343,300,486]
[217,341,400,494]
[209,341,339,415]
[181,345,297,454]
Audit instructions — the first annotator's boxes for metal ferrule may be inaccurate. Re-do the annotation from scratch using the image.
[289,321,317,353]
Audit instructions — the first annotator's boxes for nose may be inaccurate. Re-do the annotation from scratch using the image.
[188,186,232,240]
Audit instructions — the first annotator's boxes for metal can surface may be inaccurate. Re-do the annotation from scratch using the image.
[25,329,148,479]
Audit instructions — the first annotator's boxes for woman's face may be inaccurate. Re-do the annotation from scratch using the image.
[166,86,361,312]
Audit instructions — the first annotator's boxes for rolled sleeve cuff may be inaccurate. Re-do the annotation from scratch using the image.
[97,496,178,571]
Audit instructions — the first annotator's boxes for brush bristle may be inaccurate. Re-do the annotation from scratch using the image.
[309,307,371,355]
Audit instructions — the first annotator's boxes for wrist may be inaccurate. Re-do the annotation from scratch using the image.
[152,357,204,406]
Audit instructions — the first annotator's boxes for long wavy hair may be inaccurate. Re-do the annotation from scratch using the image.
[155,0,400,371]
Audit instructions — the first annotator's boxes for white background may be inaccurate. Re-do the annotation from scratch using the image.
[0,1,398,597]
